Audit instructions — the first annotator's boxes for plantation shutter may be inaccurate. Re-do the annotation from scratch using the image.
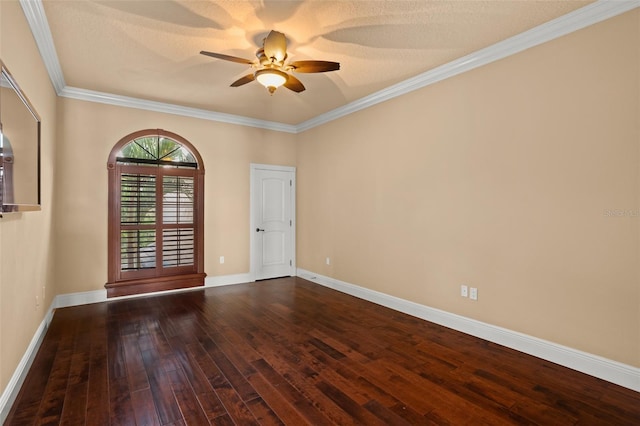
[120,170,157,272]
[161,172,196,271]
[116,166,198,281]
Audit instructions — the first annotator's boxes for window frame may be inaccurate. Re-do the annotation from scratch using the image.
[106,129,205,297]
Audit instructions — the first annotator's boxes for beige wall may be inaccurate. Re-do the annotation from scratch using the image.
[0,0,58,392]
[297,10,640,367]
[1,0,638,403]
[54,98,297,294]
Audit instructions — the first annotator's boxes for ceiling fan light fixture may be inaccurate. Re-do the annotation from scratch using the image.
[201,29,338,94]
[255,69,288,94]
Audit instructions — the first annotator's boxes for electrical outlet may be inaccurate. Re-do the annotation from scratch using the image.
[470,287,478,301]
[219,256,225,264]
[461,285,468,297]
[326,257,331,265]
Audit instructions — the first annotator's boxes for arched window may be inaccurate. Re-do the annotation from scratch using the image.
[106,129,205,297]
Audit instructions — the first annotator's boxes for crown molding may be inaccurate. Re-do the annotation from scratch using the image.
[19,0,640,134]
[19,0,65,94]
[296,0,640,132]
[59,86,298,133]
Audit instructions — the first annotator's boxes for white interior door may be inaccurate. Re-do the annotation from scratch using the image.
[250,164,295,281]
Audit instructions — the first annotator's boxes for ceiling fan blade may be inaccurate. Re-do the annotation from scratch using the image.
[289,60,340,73]
[263,30,287,63]
[230,73,256,87]
[283,73,305,93]
[200,51,254,65]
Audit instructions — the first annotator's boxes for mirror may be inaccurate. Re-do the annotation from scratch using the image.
[0,61,41,213]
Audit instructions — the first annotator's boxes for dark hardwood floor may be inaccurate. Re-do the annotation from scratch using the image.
[5,277,640,425]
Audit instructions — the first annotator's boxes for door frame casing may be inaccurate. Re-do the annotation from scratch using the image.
[250,163,296,282]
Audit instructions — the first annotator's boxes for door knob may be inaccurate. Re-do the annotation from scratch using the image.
[256,228,265,232]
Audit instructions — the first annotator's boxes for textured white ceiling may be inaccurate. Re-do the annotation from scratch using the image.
[42,0,593,125]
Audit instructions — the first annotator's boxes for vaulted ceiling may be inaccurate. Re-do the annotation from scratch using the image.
[35,0,610,129]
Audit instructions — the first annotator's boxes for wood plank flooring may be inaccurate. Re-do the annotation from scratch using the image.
[5,277,640,425]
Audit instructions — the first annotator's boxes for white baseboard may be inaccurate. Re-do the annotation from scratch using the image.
[205,273,251,287]
[55,288,108,308]
[0,303,55,424]
[296,268,640,392]
[2,268,635,424]
[0,272,251,422]
[51,273,251,309]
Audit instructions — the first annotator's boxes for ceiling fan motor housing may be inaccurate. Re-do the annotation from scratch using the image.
[256,48,286,68]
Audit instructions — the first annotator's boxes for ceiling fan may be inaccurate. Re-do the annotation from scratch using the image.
[200,30,340,94]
